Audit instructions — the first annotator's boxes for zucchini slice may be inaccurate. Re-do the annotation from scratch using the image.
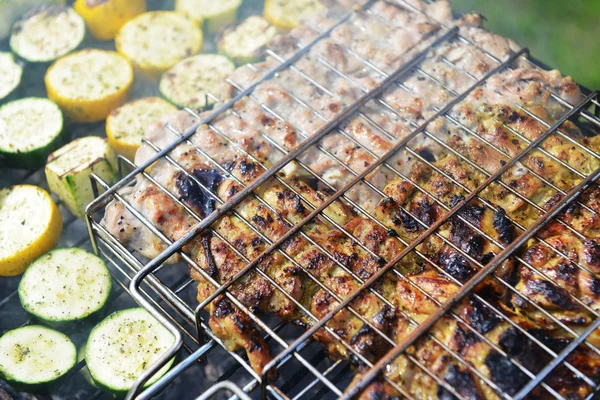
[116,11,203,79]
[264,0,325,30]
[45,136,117,219]
[0,52,22,102]
[175,0,241,34]
[106,97,177,162]
[19,249,112,327]
[218,16,278,65]
[10,5,85,63]
[0,0,65,40]
[85,308,176,396]
[0,185,62,277]
[73,0,146,41]
[0,97,64,169]
[0,325,76,393]
[45,49,133,122]
[159,54,235,109]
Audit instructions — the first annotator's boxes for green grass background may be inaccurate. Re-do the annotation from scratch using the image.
[450,0,600,90]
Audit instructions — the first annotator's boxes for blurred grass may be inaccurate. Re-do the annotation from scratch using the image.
[450,0,600,90]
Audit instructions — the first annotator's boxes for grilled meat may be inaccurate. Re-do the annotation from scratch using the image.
[102,0,600,398]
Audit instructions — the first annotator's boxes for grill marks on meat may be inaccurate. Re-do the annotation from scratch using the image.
[100,0,600,398]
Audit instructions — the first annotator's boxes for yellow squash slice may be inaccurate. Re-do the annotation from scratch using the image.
[74,0,146,41]
[264,0,325,30]
[115,11,203,79]
[0,185,62,276]
[106,97,177,161]
[45,49,133,123]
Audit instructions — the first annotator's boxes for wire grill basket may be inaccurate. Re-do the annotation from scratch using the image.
[82,0,600,399]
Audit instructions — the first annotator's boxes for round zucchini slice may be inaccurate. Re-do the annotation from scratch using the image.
[0,52,22,102]
[116,11,203,79]
[159,54,235,110]
[0,97,64,169]
[0,185,62,277]
[106,97,177,161]
[10,5,85,63]
[19,249,112,327]
[175,0,242,33]
[45,49,133,122]
[0,325,76,393]
[0,0,66,40]
[264,0,325,30]
[218,16,278,65]
[86,308,176,396]
[73,0,146,41]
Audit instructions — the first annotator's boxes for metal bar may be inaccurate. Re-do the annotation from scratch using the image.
[513,317,600,400]
[195,381,251,400]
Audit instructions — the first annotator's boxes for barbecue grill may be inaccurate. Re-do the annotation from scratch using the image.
[3,0,600,399]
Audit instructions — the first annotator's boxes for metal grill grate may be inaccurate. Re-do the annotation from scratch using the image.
[85,0,600,399]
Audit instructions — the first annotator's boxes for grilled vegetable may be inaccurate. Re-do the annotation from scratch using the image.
[159,54,235,109]
[0,0,65,40]
[45,136,117,219]
[85,308,176,396]
[115,11,203,79]
[0,52,22,102]
[45,49,133,122]
[0,185,62,277]
[0,97,64,169]
[106,97,177,161]
[264,0,325,30]
[73,0,146,41]
[10,5,85,63]
[218,16,278,65]
[175,0,242,34]
[0,325,76,393]
[19,249,112,327]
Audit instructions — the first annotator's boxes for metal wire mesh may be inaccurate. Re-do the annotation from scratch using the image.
[85,0,600,399]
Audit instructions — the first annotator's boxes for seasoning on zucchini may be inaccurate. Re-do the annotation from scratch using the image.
[45,49,133,122]
[218,16,278,65]
[106,97,177,162]
[0,97,64,169]
[10,5,85,63]
[115,11,203,79]
[19,249,112,327]
[0,0,65,40]
[159,54,235,109]
[74,0,146,41]
[0,185,62,277]
[0,52,22,102]
[175,0,242,34]
[264,0,325,30]
[85,308,176,396]
[45,136,118,219]
[0,325,76,393]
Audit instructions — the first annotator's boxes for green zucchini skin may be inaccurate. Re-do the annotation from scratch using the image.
[0,98,65,169]
[0,325,76,393]
[18,248,112,329]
